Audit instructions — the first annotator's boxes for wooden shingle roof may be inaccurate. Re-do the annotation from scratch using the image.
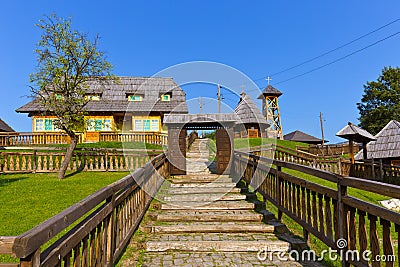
[234,93,269,126]
[284,130,326,144]
[257,85,283,99]
[16,77,188,114]
[0,118,15,132]
[355,120,400,160]
[336,122,376,143]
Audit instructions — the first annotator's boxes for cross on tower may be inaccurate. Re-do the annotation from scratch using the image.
[241,84,245,94]
[266,76,272,85]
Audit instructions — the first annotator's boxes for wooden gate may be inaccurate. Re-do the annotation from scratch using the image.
[216,128,233,175]
[168,127,187,175]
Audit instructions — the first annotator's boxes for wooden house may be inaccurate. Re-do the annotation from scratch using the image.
[234,92,269,138]
[355,120,400,165]
[0,118,15,132]
[284,130,327,145]
[16,77,188,141]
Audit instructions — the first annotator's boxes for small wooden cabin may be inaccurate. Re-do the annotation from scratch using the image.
[355,120,400,166]
[234,92,269,138]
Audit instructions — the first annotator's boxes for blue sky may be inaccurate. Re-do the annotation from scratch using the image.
[1,1,400,143]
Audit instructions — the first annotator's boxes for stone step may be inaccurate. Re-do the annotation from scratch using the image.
[170,182,237,188]
[155,210,263,222]
[163,193,246,202]
[145,233,289,252]
[166,187,241,195]
[172,174,230,178]
[169,177,234,184]
[145,240,289,252]
[158,201,255,210]
[143,222,275,234]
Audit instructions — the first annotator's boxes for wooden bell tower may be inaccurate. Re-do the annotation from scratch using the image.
[257,83,283,139]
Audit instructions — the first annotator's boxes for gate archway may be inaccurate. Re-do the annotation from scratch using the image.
[164,114,238,175]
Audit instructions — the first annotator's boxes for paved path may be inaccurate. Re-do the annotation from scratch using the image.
[122,138,325,266]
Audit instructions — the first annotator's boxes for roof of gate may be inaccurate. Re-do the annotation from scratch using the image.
[164,113,238,126]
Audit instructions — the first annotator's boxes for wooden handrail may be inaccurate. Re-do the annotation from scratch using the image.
[0,153,169,266]
[233,151,400,267]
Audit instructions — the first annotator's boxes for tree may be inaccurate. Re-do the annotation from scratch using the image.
[30,14,114,179]
[357,66,400,135]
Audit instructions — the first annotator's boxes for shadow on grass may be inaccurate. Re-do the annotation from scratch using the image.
[0,176,27,187]
[64,164,85,179]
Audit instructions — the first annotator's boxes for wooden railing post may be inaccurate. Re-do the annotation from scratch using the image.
[105,195,116,266]
[379,159,384,181]
[20,248,40,267]
[276,164,282,221]
[32,150,37,174]
[337,178,349,267]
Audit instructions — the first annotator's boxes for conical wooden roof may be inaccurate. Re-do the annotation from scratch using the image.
[234,93,269,126]
[336,122,375,143]
[257,85,283,99]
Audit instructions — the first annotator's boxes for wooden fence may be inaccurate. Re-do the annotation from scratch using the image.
[297,143,360,156]
[0,153,169,267]
[233,151,400,267]
[99,132,168,145]
[253,145,400,186]
[0,132,168,146]
[0,132,84,146]
[0,151,159,173]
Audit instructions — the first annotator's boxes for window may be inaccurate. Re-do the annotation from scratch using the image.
[34,118,60,132]
[104,119,112,131]
[134,119,160,132]
[128,95,143,101]
[85,94,101,101]
[35,119,44,131]
[86,118,113,132]
[161,94,170,101]
[86,119,95,131]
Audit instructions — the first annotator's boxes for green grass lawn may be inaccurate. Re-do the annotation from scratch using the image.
[0,171,128,236]
[234,138,308,150]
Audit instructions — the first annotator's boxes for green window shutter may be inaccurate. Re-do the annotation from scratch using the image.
[144,120,151,131]
[45,119,53,131]
[95,120,103,131]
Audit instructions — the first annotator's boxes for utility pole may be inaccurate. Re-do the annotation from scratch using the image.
[217,84,221,113]
[199,96,203,114]
[199,96,204,138]
[320,112,325,146]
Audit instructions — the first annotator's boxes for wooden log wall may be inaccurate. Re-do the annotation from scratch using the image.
[233,151,400,267]
[0,153,168,267]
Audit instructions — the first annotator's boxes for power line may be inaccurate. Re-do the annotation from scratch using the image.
[274,31,400,85]
[236,18,400,91]
[270,18,400,77]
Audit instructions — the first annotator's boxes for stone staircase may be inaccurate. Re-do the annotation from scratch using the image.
[127,138,320,266]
